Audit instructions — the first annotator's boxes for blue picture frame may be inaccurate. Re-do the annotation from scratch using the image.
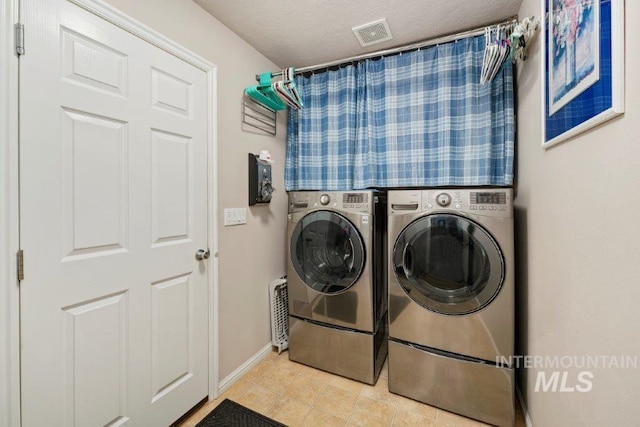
[543,0,624,148]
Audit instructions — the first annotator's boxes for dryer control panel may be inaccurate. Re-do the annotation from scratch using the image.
[389,189,512,217]
[423,190,464,211]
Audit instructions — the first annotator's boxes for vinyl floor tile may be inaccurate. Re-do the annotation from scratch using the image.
[177,350,528,427]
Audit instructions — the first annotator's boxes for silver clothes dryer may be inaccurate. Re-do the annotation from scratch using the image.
[387,188,515,426]
[287,190,387,384]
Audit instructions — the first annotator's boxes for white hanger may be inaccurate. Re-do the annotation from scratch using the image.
[272,68,303,109]
[481,24,512,84]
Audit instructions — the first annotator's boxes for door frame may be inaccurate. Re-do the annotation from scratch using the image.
[0,1,220,424]
[1,0,21,424]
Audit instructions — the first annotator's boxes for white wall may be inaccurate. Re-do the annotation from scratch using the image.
[101,0,288,381]
[516,1,640,425]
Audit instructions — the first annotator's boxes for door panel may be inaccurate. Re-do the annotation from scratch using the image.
[151,68,193,117]
[20,0,209,425]
[151,274,193,402]
[151,130,193,245]
[63,292,129,426]
[62,109,129,259]
[61,26,128,96]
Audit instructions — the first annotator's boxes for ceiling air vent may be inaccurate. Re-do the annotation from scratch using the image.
[352,18,393,47]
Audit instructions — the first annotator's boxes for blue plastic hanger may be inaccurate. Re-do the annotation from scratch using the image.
[245,72,286,111]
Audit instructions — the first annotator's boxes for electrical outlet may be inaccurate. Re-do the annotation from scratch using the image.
[224,208,247,226]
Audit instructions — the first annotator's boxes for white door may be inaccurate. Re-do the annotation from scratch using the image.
[19,0,210,425]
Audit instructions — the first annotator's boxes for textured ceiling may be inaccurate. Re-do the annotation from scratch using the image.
[194,0,523,69]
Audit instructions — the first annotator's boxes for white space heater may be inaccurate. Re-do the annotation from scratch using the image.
[269,277,289,353]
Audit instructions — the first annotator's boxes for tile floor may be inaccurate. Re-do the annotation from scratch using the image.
[178,350,526,427]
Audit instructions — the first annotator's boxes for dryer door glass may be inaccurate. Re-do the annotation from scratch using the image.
[393,214,504,315]
[291,211,365,294]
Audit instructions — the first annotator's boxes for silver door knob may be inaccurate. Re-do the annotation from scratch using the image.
[195,249,210,260]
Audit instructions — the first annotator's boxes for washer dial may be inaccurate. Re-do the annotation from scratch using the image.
[436,193,452,207]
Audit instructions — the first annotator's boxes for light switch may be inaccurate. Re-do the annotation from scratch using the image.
[224,208,247,226]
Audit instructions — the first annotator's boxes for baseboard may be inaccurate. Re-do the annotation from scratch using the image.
[218,343,273,394]
[516,385,534,427]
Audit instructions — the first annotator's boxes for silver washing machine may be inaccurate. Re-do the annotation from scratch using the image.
[287,190,387,384]
[387,188,515,426]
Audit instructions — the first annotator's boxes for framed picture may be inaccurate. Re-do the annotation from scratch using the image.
[542,0,624,148]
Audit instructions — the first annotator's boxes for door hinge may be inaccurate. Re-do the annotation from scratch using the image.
[15,23,24,56]
[17,250,24,281]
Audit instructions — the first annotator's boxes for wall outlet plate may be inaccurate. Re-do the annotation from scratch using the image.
[224,208,247,226]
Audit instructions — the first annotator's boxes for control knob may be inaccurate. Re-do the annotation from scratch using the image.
[319,194,331,205]
[436,193,451,207]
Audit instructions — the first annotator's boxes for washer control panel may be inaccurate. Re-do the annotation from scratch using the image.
[470,191,507,205]
[342,192,369,210]
[288,191,375,213]
[469,191,508,213]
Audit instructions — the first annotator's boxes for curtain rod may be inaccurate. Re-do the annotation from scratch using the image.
[257,16,518,80]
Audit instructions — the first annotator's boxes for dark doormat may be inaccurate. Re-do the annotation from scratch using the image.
[195,399,287,427]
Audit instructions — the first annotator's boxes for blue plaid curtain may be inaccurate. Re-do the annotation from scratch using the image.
[285,65,358,190]
[285,35,514,191]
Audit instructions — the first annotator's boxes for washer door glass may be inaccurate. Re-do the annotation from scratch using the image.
[393,214,504,315]
[291,211,365,294]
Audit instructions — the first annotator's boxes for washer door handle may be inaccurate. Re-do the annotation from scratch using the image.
[405,246,414,278]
